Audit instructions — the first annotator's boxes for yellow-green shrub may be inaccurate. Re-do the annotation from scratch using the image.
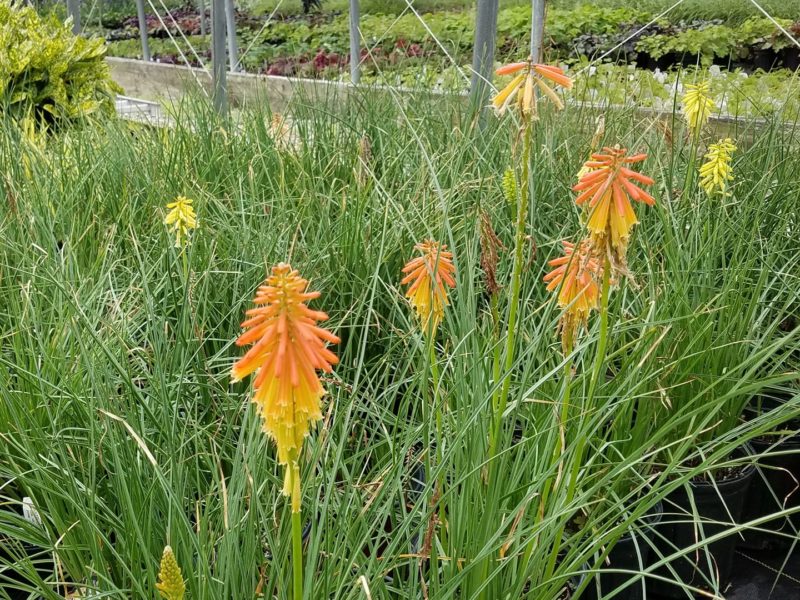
[0,0,122,126]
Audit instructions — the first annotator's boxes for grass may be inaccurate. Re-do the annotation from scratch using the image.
[0,81,799,600]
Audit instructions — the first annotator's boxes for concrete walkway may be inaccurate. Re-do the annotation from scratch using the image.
[115,96,172,127]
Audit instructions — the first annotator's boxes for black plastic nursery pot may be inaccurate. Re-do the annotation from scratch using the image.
[748,386,800,420]
[784,47,800,71]
[0,539,52,600]
[679,53,702,68]
[0,486,53,600]
[642,52,678,71]
[562,569,587,600]
[584,501,664,600]
[752,48,781,71]
[523,557,587,600]
[740,389,800,550]
[649,450,755,599]
[740,434,800,551]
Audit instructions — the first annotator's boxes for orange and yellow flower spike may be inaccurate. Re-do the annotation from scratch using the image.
[232,263,339,511]
[492,59,573,119]
[401,240,457,335]
[543,240,601,353]
[573,147,655,257]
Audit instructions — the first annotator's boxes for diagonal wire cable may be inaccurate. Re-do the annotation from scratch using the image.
[746,0,800,49]
[235,0,285,71]
[573,0,689,77]
[357,2,471,88]
[149,0,212,72]
[145,0,212,84]
[470,0,690,101]
[401,0,470,84]
[358,7,414,71]
[84,0,100,27]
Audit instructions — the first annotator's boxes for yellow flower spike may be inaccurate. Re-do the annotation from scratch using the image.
[699,138,736,196]
[682,81,715,135]
[543,240,601,354]
[156,546,186,600]
[232,263,339,510]
[401,240,457,335]
[492,59,573,118]
[501,168,517,206]
[164,196,197,248]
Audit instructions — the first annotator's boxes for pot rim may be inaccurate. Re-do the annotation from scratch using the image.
[616,499,664,542]
[675,443,757,495]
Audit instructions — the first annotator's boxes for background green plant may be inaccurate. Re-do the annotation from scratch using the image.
[242,0,800,23]
[0,1,121,126]
[101,3,800,89]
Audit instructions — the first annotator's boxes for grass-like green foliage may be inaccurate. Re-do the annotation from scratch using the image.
[0,0,121,126]
[68,0,800,21]
[247,0,800,23]
[0,84,798,599]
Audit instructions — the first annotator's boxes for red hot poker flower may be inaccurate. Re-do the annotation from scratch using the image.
[401,240,457,335]
[232,263,339,509]
[492,60,573,118]
[543,240,601,353]
[572,147,655,253]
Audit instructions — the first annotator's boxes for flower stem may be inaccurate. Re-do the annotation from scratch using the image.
[541,357,574,579]
[290,463,303,600]
[588,257,611,402]
[488,293,502,466]
[429,337,447,551]
[558,358,572,458]
[429,338,442,466]
[181,248,189,284]
[684,128,701,196]
[519,355,573,582]
[489,122,533,467]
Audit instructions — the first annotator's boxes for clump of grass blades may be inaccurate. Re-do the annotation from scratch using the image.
[0,82,798,600]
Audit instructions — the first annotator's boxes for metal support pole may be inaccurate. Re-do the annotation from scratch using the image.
[530,0,546,63]
[135,0,151,61]
[469,0,499,104]
[199,0,206,36]
[225,0,239,72]
[66,0,81,33]
[212,0,228,114]
[349,0,361,84]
